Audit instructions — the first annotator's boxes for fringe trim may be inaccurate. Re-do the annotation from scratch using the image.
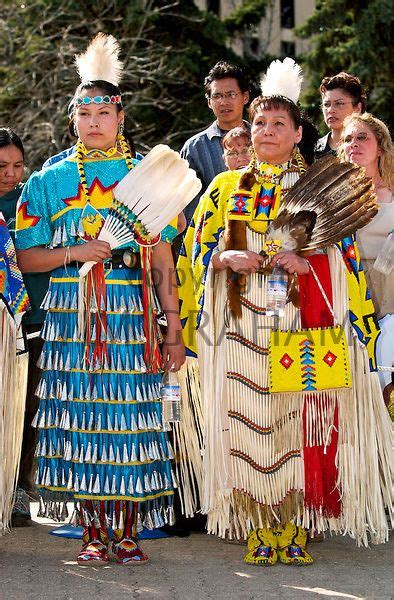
[329,247,392,546]
[175,243,392,546]
[173,357,203,517]
[0,305,29,534]
[37,497,175,531]
[207,489,305,540]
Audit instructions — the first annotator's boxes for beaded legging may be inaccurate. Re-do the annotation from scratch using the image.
[80,500,138,545]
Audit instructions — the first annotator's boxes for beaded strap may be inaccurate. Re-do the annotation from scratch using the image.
[116,132,134,170]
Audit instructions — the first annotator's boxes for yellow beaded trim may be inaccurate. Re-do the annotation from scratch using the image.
[75,132,134,204]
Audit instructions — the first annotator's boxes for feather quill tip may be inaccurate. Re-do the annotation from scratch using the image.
[75,32,123,86]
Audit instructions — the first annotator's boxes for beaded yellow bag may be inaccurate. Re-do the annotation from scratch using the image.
[268,263,352,394]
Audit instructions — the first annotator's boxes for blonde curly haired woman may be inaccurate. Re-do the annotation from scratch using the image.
[339,112,394,409]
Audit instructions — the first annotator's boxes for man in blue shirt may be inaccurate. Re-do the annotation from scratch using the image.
[181,62,251,223]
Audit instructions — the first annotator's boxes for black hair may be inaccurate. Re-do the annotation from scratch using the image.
[68,83,136,157]
[204,62,250,96]
[249,98,319,165]
[320,72,367,112]
[249,95,301,128]
[298,114,320,166]
[0,127,25,159]
[71,79,123,115]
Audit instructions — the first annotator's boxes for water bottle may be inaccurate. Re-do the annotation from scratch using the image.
[266,266,288,317]
[161,370,181,425]
[373,231,394,275]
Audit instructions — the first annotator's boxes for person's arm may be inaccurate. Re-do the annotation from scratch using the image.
[15,170,112,273]
[211,249,310,275]
[17,240,112,273]
[152,241,185,372]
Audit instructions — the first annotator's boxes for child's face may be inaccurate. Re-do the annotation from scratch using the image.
[223,137,251,170]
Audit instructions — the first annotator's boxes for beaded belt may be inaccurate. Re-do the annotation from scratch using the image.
[68,248,141,270]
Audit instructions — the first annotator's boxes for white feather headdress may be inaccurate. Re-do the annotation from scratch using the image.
[260,57,303,104]
[75,32,123,86]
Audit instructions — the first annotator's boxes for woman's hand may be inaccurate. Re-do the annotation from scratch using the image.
[71,240,112,263]
[270,251,309,275]
[213,250,264,274]
[161,328,186,372]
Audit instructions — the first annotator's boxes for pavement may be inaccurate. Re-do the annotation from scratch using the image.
[0,504,392,600]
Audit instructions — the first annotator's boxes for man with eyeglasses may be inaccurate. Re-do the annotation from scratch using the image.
[315,72,366,159]
[180,61,251,223]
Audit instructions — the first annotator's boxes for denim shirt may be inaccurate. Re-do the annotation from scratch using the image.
[181,120,250,223]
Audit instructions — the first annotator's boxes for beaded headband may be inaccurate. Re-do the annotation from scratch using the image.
[75,94,122,107]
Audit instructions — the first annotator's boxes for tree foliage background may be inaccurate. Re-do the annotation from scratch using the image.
[0,0,267,170]
[297,0,393,129]
[0,0,392,171]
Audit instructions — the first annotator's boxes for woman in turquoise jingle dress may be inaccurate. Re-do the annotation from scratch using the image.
[15,59,185,564]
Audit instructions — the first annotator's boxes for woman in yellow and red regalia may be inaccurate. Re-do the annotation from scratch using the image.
[176,58,392,565]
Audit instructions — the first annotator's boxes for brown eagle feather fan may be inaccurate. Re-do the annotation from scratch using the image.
[228,155,378,318]
[265,155,378,254]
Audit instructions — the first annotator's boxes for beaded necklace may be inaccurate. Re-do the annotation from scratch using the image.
[75,132,134,204]
[228,149,306,229]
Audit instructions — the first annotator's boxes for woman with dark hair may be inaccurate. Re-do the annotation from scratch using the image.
[15,34,185,565]
[0,128,24,200]
[177,58,391,566]
[316,72,367,158]
[43,104,142,169]
[0,128,50,526]
[0,128,30,534]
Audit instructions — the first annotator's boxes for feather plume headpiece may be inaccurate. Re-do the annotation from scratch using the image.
[260,57,303,104]
[264,155,378,257]
[75,32,123,86]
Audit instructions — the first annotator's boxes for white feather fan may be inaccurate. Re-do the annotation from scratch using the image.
[75,32,123,86]
[79,145,201,276]
[260,57,303,103]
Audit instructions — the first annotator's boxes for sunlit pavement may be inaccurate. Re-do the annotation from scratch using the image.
[0,503,392,600]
